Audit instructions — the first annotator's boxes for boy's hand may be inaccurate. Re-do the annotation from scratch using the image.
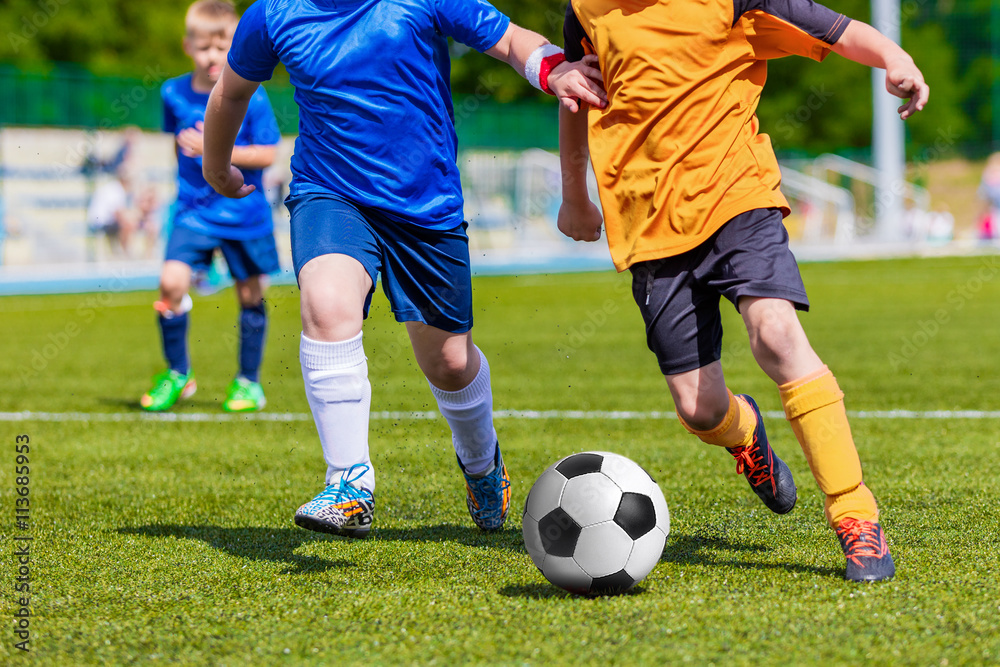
[204,164,256,199]
[558,198,603,242]
[548,55,607,113]
[177,121,206,158]
[885,56,929,120]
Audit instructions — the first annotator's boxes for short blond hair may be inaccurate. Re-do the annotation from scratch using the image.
[185,0,238,38]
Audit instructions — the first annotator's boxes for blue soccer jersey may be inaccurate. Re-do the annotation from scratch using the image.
[227,0,510,231]
[162,73,281,240]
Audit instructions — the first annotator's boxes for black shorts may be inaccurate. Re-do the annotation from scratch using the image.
[629,208,809,375]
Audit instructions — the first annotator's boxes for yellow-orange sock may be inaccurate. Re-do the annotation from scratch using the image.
[826,483,878,527]
[679,390,756,449]
[779,366,878,526]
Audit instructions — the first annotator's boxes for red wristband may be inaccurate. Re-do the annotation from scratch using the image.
[539,53,567,95]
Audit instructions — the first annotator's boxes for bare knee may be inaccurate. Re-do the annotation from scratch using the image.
[300,282,364,340]
[159,262,191,307]
[666,363,730,431]
[298,255,371,341]
[422,347,474,391]
[749,314,800,367]
[674,392,729,431]
[742,298,812,371]
[235,277,264,308]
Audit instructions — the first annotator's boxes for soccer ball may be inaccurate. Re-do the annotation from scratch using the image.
[522,451,669,596]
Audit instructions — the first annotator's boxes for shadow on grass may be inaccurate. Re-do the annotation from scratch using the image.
[98,396,220,411]
[118,522,524,574]
[499,583,648,600]
[118,524,353,574]
[371,524,526,553]
[662,532,841,578]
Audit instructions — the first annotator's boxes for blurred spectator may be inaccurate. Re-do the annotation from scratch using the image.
[902,203,954,244]
[81,126,141,177]
[0,194,6,266]
[0,195,23,266]
[135,185,163,259]
[977,152,1000,241]
[86,167,138,257]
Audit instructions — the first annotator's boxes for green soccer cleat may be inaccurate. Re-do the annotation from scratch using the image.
[223,377,267,413]
[140,369,196,411]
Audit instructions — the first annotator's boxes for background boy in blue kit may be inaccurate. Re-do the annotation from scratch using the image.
[141,0,281,413]
[201,0,606,536]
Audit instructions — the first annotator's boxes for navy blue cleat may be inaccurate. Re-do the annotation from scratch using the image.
[836,518,895,582]
[727,395,797,514]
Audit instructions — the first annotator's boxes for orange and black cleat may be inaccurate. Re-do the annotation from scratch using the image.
[836,518,895,582]
[726,394,798,514]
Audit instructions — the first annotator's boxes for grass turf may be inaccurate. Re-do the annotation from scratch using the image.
[1,255,998,664]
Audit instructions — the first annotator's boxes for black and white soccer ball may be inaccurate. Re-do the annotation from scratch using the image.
[522,451,669,596]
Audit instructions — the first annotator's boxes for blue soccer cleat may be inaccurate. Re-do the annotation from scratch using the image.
[294,463,374,538]
[459,444,511,531]
[727,394,797,514]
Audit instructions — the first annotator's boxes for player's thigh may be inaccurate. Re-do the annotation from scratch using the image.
[377,221,473,335]
[708,208,810,313]
[740,296,806,346]
[630,255,725,377]
[287,193,381,341]
[219,234,280,306]
[740,296,821,382]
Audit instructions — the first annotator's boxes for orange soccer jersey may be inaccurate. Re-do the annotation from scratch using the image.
[565,0,851,270]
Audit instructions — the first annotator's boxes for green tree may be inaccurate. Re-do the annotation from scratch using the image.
[0,0,990,155]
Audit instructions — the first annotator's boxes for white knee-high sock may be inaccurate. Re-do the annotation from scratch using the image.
[429,346,498,476]
[300,332,375,492]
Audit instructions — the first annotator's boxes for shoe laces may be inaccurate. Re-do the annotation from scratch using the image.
[316,463,372,505]
[151,370,183,393]
[730,440,770,486]
[466,466,511,520]
[228,378,257,400]
[837,518,887,565]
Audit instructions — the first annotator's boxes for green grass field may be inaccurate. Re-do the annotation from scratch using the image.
[2,255,999,665]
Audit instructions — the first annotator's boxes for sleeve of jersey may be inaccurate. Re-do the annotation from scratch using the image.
[434,0,510,52]
[161,87,177,134]
[227,0,280,82]
[247,90,282,146]
[562,4,590,63]
[736,0,851,62]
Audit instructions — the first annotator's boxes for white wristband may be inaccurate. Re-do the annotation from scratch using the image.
[525,44,565,92]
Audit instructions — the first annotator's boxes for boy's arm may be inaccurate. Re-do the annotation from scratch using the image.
[830,21,928,120]
[231,144,277,170]
[202,65,260,198]
[739,0,928,120]
[485,24,606,113]
[176,122,276,170]
[557,105,602,242]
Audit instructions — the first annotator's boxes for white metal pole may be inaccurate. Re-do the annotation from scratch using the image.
[872,0,905,242]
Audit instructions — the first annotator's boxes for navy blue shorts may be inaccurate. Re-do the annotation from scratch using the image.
[165,225,280,281]
[287,193,472,333]
[630,208,809,375]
